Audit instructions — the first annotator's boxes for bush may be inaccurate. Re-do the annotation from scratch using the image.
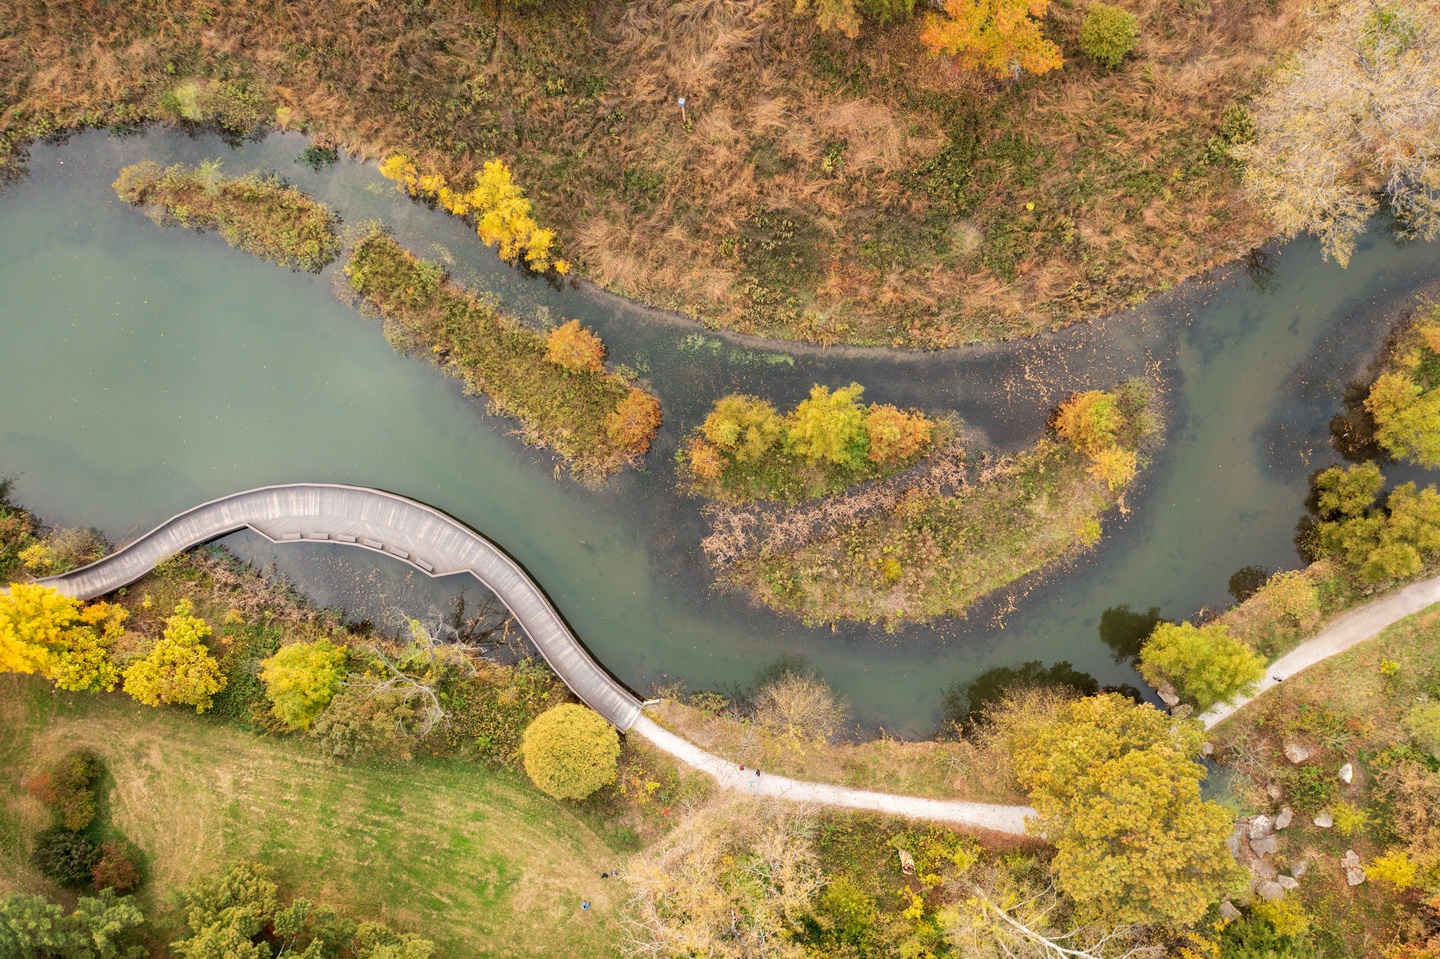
[1367,848,1417,889]
[607,389,663,456]
[863,404,933,464]
[1138,621,1266,712]
[520,704,620,800]
[91,840,142,893]
[785,384,869,469]
[258,638,348,731]
[1251,896,1311,937]
[1332,800,1370,837]
[703,395,784,464]
[27,751,103,831]
[31,827,100,888]
[1404,701,1440,757]
[1055,391,1119,454]
[1080,3,1139,69]
[687,439,725,481]
[544,320,606,374]
[309,685,420,762]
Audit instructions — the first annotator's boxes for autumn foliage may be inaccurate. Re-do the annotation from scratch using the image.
[380,154,568,274]
[0,583,128,692]
[121,600,227,713]
[864,404,933,464]
[544,319,606,374]
[920,0,1063,79]
[607,389,663,456]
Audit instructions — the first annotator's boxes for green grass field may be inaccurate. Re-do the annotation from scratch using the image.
[0,677,626,958]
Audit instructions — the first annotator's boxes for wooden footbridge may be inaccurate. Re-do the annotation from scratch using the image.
[36,484,643,729]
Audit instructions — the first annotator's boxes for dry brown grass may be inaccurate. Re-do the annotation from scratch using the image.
[0,0,1312,346]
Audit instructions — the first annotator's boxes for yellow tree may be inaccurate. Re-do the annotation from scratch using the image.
[920,0,1063,79]
[258,639,348,730]
[703,394,784,464]
[544,319,606,374]
[785,384,870,469]
[864,404,933,463]
[1012,694,1244,924]
[123,600,226,712]
[0,583,127,691]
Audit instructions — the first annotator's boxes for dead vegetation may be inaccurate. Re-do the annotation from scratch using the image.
[0,0,1312,346]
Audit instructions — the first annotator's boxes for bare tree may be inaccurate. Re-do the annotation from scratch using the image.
[1236,0,1440,266]
[751,672,849,747]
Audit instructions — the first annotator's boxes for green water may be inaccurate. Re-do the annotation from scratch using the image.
[2,129,1439,733]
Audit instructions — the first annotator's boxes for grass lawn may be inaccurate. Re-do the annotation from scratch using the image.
[0,676,626,958]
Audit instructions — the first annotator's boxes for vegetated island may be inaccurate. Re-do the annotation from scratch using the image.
[344,227,661,478]
[704,380,1158,628]
[678,383,942,505]
[113,160,341,272]
[1357,296,1440,469]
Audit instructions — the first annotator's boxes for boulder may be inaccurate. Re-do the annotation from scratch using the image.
[1226,827,1243,856]
[1249,815,1275,840]
[898,849,915,875]
[1219,901,1242,921]
[1285,742,1316,764]
[1292,859,1309,878]
[1158,683,1181,708]
[1339,762,1354,784]
[1275,806,1294,830]
[1277,875,1300,890]
[1251,835,1280,858]
[1201,741,1215,757]
[1266,783,1283,801]
[1314,811,1334,829]
[1251,858,1278,881]
[1343,850,1365,886]
[1171,703,1194,720]
[1256,880,1287,902]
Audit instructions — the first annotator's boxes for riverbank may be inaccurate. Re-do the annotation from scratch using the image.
[0,0,1313,347]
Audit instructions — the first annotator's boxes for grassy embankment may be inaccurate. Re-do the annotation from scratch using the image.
[113,160,342,272]
[710,382,1158,628]
[0,679,624,959]
[344,228,659,478]
[1210,602,1440,957]
[0,0,1310,346]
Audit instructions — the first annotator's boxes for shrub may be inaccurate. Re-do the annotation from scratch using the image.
[1368,848,1417,889]
[1080,3,1139,69]
[258,639,348,731]
[91,841,142,893]
[1332,800,1370,837]
[544,320,606,374]
[607,389,663,456]
[1281,766,1337,813]
[1087,445,1138,490]
[864,404,933,464]
[687,439,725,481]
[31,827,100,888]
[1055,391,1119,454]
[785,384,869,469]
[1404,701,1440,757]
[310,685,420,762]
[122,601,227,712]
[703,395,784,464]
[520,704,620,800]
[1251,896,1311,937]
[26,751,103,831]
[1138,621,1266,711]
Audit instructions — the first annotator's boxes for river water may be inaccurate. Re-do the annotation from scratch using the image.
[3,128,1438,733]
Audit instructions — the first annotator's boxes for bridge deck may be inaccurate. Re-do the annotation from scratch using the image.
[37,484,643,730]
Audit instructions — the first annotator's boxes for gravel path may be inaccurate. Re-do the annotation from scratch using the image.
[1200,575,1440,728]
[630,715,1036,835]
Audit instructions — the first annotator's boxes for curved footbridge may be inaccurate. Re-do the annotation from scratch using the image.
[37,483,644,730]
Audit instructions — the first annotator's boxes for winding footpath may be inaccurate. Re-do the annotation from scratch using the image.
[34,483,1440,836]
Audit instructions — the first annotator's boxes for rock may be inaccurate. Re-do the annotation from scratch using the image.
[1277,874,1300,890]
[1343,850,1365,886]
[1314,811,1334,829]
[1285,742,1316,764]
[1202,741,1215,757]
[1251,858,1278,881]
[1249,815,1275,840]
[1158,683,1181,708]
[1257,880,1287,902]
[898,849,915,875]
[1275,806,1294,830]
[1292,859,1309,878]
[1219,901,1242,921]
[1251,835,1280,858]
[1171,703,1194,720]
[1267,783,1283,800]
[1227,827,1243,856]
[1339,762,1354,784]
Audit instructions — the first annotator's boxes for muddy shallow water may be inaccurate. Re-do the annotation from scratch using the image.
[3,128,1439,733]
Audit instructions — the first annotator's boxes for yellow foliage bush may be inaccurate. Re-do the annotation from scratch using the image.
[920,0,1063,78]
[1368,849,1417,889]
[380,153,569,274]
[864,404,933,464]
[607,389,663,456]
[1252,896,1311,937]
[688,439,725,481]
[0,583,127,692]
[544,319,606,373]
[122,600,226,713]
[1087,445,1137,490]
[1055,391,1119,455]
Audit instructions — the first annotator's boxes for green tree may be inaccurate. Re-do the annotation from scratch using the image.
[785,384,869,469]
[1367,371,1440,468]
[172,862,279,959]
[258,639,348,730]
[1314,461,1383,518]
[1137,621,1266,712]
[0,889,145,959]
[1012,694,1245,924]
[1079,2,1139,69]
[702,394,784,464]
[122,600,226,713]
[520,704,620,800]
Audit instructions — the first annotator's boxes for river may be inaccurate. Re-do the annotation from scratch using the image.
[2,128,1438,733]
